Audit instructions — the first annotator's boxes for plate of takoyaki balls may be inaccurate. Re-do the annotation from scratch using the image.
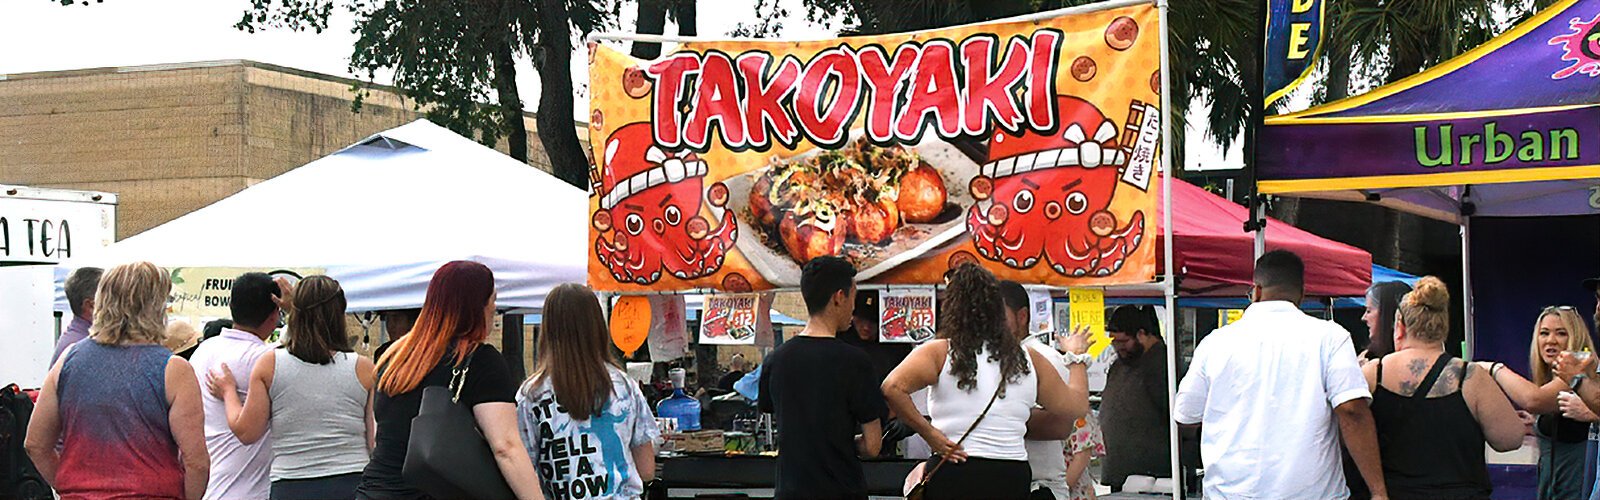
[722,133,979,287]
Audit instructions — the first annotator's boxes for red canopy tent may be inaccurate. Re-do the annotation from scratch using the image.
[1155,176,1372,298]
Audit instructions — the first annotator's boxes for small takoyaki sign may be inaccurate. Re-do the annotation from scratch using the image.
[880,288,937,344]
[699,294,760,345]
[588,2,1162,291]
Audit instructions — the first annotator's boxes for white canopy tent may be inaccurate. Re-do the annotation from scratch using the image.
[60,119,588,313]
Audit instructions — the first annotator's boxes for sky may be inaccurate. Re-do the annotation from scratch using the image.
[0,0,1237,171]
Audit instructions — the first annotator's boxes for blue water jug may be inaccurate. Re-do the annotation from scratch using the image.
[656,368,702,431]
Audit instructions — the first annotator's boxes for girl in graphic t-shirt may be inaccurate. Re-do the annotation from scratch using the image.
[518,283,661,500]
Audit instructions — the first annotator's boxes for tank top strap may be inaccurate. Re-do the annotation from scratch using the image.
[1377,356,1384,384]
[1411,352,1454,400]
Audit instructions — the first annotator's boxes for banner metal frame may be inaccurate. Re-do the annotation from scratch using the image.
[588,1,1183,496]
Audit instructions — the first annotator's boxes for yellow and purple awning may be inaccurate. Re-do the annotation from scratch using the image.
[1258,0,1600,221]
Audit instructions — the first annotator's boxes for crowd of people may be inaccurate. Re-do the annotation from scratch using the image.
[1175,250,1600,500]
[17,249,1600,500]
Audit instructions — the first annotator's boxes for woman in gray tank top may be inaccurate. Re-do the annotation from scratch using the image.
[207,275,378,499]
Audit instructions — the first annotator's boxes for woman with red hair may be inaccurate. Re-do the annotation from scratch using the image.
[355,261,543,500]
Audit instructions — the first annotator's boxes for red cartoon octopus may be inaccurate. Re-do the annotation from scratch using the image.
[594,123,738,284]
[966,96,1145,277]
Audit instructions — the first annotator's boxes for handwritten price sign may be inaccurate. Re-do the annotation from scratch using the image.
[1068,288,1109,356]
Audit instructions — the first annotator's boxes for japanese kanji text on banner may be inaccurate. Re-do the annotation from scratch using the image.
[588,3,1162,292]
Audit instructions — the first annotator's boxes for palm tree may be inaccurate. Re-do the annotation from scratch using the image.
[1316,0,1552,101]
[629,0,698,59]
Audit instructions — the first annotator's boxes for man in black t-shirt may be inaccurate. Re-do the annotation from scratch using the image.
[840,291,914,386]
[759,256,888,499]
[372,308,421,361]
[716,354,750,392]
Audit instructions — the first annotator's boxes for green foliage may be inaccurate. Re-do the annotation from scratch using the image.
[730,0,789,37]
[231,0,622,186]
[1329,0,1527,86]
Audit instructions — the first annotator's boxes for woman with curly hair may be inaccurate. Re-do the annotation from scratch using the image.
[883,263,1087,500]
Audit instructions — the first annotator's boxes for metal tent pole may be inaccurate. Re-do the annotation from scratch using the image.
[1158,0,1180,497]
[1254,203,1268,259]
[1462,214,1475,360]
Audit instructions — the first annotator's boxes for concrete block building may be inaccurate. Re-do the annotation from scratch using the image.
[0,59,567,239]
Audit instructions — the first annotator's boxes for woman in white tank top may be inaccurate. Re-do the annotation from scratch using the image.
[883,264,1086,500]
[207,276,377,499]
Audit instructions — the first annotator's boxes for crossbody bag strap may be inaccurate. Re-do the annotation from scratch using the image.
[919,381,1005,487]
[956,383,1005,446]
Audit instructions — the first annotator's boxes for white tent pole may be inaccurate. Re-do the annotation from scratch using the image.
[1253,202,1267,259]
[1462,214,1475,360]
[1157,0,1180,497]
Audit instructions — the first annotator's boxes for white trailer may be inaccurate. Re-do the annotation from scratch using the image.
[0,185,116,388]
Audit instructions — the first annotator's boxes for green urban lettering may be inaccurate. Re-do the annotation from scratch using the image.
[1519,131,1546,162]
[1414,123,1581,167]
[1484,122,1513,164]
[1415,125,1453,167]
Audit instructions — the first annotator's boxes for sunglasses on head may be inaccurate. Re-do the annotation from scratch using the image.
[1544,305,1578,314]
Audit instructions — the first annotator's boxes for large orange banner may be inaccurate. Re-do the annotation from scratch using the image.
[587,2,1162,292]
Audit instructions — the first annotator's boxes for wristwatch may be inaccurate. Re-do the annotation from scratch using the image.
[1062,351,1092,365]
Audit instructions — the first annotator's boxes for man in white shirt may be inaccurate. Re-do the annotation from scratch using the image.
[1174,250,1387,500]
[1000,281,1091,500]
[188,272,283,500]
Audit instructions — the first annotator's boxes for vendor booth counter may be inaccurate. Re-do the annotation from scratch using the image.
[650,455,919,499]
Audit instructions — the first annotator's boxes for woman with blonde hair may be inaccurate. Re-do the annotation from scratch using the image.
[1479,306,1597,499]
[24,261,211,499]
[517,283,659,500]
[1361,277,1523,499]
[354,261,543,500]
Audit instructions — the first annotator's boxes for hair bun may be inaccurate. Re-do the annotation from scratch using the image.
[1407,276,1450,311]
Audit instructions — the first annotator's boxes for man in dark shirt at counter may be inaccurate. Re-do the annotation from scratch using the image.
[840,290,914,385]
[759,256,887,499]
[1099,304,1173,491]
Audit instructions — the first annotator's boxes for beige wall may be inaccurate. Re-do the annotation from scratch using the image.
[0,60,566,239]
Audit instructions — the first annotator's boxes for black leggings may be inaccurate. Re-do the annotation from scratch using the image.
[271,472,363,500]
[921,456,1031,500]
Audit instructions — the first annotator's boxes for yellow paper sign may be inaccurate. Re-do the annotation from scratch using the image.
[610,296,651,356]
[1069,288,1109,356]
[1218,309,1244,326]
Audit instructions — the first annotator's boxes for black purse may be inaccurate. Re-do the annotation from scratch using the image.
[403,347,516,500]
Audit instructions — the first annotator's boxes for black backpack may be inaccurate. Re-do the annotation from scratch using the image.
[0,384,50,500]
